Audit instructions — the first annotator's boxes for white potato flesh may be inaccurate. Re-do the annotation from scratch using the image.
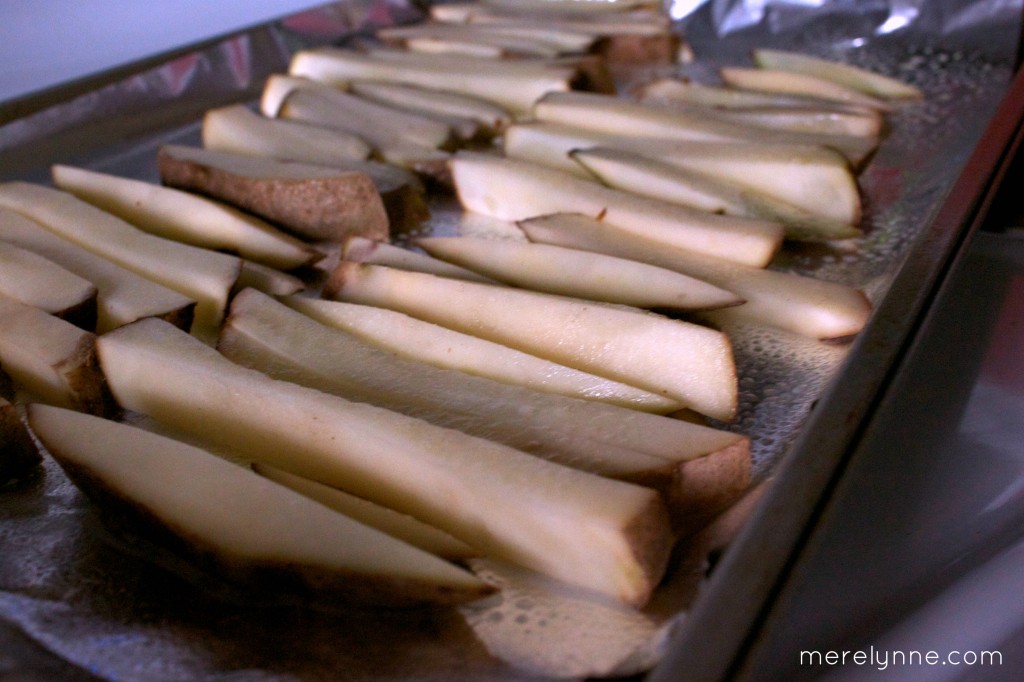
[253,463,477,561]
[0,207,194,333]
[450,152,783,268]
[637,78,858,110]
[289,47,574,114]
[202,104,372,165]
[0,296,111,415]
[532,91,877,165]
[0,241,96,320]
[571,147,860,241]
[97,318,674,606]
[224,289,741,486]
[282,296,682,412]
[325,263,738,421]
[0,183,238,334]
[719,67,892,111]
[710,106,882,139]
[343,237,497,284]
[234,261,305,297]
[51,165,319,270]
[28,404,490,606]
[350,82,507,138]
[502,122,861,225]
[521,214,872,339]
[752,49,923,99]
[415,236,743,309]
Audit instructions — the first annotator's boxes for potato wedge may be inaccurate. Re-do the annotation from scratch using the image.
[0,207,194,333]
[223,289,746,499]
[719,67,892,112]
[157,145,389,243]
[51,165,321,270]
[325,263,738,421]
[343,237,497,284]
[0,240,97,329]
[752,49,923,99]
[233,260,304,297]
[349,81,511,139]
[415,236,743,309]
[98,318,674,606]
[282,296,682,412]
[203,104,372,164]
[0,183,239,335]
[450,152,784,268]
[28,404,490,606]
[0,295,116,416]
[253,463,477,562]
[521,213,872,339]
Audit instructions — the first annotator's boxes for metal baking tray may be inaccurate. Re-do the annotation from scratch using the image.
[0,1,1020,679]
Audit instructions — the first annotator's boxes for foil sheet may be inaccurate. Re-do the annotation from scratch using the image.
[0,0,1021,680]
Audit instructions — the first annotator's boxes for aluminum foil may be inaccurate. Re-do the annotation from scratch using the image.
[0,0,1020,680]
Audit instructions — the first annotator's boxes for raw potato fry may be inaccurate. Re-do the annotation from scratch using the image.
[0,295,116,417]
[0,183,239,334]
[325,263,739,421]
[570,147,861,241]
[415,236,744,309]
[348,83,493,141]
[350,81,512,137]
[276,83,457,150]
[253,463,478,562]
[752,49,923,99]
[0,241,97,329]
[502,122,861,225]
[1,387,41,483]
[222,289,747,500]
[520,214,872,339]
[202,104,372,165]
[0,207,195,334]
[378,23,598,55]
[719,67,892,112]
[344,237,498,284]
[289,47,577,114]
[98,318,675,607]
[533,90,879,165]
[450,152,784,267]
[637,78,845,109]
[28,404,491,607]
[283,296,683,412]
[157,145,390,243]
[705,106,883,139]
[233,261,305,297]
[51,165,322,271]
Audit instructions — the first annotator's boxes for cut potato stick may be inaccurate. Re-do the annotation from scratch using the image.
[203,104,372,165]
[533,91,878,165]
[51,165,321,271]
[0,207,194,333]
[403,35,565,60]
[29,404,490,606]
[570,147,861,241]
[223,289,745,499]
[343,237,497,284]
[719,67,892,112]
[349,81,512,138]
[282,296,682,412]
[637,78,858,110]
[325,263,738,421]
[233,260,304,297]
[98,317,674,606]
[289,47,576,114]
[0,183,239,334]
[1,394,41,482]
[0,241,97,329]
[521,213,872,339]
[416,236,743,309]
[156,145,390,243]
[275,82,457,150]
[706,106,883,139]
[253,463,478,562]
[379,22,599,54]
[502,122,861,225]
[0,296,116,416]
[451,152,783,268]
[752,49,923,99]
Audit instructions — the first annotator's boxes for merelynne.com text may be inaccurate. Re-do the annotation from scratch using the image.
[800,647,1002,671]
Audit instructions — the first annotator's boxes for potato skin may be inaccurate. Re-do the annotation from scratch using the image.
[158,148,390,243]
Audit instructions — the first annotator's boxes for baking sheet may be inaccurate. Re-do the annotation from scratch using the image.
[0,0,1020,679]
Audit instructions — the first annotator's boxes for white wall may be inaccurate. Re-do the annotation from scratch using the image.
[0,1,325,103]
